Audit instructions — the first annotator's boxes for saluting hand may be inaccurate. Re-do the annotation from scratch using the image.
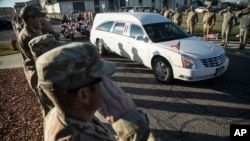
[99,77,136,123]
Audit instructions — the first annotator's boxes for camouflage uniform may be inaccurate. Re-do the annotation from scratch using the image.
[36,43,160,141]
[202,6,216,41]
[44,108,157,141]
[172,10,182,26]
[161,6,172,19]
[185,7,198,35]
[219,7,237,47]
[17,6,57,117]
[236,7,250,49]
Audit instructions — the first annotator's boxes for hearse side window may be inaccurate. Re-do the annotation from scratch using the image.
[96,21,114,32]
[112,22,125,34]
[130,24,144,38]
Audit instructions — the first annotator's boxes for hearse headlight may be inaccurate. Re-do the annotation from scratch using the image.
[181,55,196,69]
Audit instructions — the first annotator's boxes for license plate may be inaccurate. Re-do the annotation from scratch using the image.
[215,66,224,76]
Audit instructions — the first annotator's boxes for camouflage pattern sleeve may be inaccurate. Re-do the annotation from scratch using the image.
[112,110,160,141]
[212,13,216,27]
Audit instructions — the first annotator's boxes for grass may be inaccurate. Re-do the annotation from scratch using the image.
[0,41,20,56]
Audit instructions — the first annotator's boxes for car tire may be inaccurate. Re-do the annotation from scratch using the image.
[97,39,107,55]
[153,57,173,83]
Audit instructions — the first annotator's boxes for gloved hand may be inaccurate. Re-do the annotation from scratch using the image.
[99,77,137,123]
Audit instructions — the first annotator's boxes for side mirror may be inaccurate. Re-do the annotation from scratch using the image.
[135,35,149,42]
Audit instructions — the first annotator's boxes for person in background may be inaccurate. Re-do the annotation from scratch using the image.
[17,6,57,117]
[153,9,159,14]
[61,14,70,24]
[202,5,216,41]
[219,6,237,47]
[161,5,172,19]
[236,6,250,50]
[36,42,160,141]
[185,6,198,35]
[12,15,23,37]
[172,7,182,26]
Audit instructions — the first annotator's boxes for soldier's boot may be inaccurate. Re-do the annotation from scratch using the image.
[241,44,246,49]
[220,39,225,46]
[224,43,227,47]
[224,41,228,47]
[238,43,245,50]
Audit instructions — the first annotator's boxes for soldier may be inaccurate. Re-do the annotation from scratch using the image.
[172,7,182,26]
[161,5,172,19]
[202,5,216,41]
[236,6,250,50]
[219,6,237,47]
[36,42,160,141]
[185,6,198,35]
[18,6,57,117]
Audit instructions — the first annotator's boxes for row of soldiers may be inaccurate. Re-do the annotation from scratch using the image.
[161,5,250,49]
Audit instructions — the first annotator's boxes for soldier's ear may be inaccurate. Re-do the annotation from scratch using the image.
[76,87,90,104]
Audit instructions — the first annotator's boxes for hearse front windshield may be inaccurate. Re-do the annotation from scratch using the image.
[144,22,189,43]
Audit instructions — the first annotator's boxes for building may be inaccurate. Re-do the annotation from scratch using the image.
[17,0,243,15]
[14,0,40,14]
[0,7,15,18]
[43,0,206,14]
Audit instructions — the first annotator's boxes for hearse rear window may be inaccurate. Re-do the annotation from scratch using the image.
[112,22,125,34]
[96,21,114,32]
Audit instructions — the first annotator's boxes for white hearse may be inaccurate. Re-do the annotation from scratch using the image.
[90,12,229,83]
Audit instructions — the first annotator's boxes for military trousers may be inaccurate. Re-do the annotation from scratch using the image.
[221,27,232,45]
[187,23,195,35]
[239,28,249,44]
[24,68,54,117]
[203,24,212,41]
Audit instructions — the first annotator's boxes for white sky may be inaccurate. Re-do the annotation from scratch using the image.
[0,0,29,8]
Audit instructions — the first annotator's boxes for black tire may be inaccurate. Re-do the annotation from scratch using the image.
[64,28,70,38]
[153,57,173,83]
[97,40,107,55]
[85,30,90,38]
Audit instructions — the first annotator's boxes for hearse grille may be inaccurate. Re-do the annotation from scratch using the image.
[201,54,226,67]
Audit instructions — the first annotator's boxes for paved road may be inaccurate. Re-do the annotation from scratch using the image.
[0,20,250,141]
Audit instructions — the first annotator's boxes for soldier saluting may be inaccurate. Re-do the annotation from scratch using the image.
[185,6,198,35]
[172,7,182,26]
[219,6,237,47]
[202,5,216,41]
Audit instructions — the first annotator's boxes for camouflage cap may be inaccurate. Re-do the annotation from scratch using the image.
[20,6,46,18]
[29,34,65,57]
[36,42,116,92]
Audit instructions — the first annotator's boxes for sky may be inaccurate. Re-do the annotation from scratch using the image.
[0,0,29,8]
